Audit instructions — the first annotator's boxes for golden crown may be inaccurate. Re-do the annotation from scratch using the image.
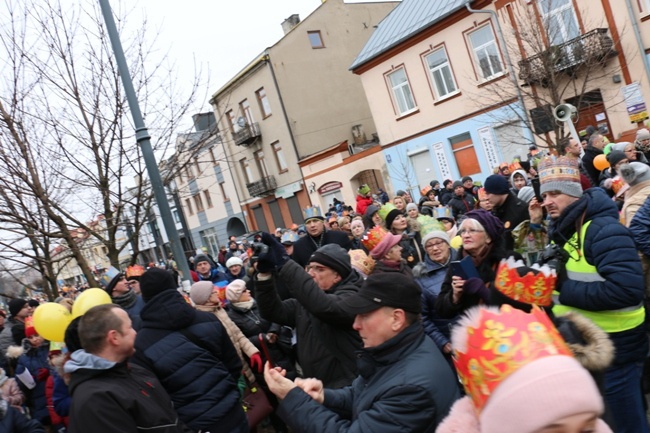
[361,226,387,252]
[493,258,556,307]
[538,156,580,185]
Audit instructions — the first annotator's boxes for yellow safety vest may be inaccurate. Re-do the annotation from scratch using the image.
[552,220,645,333]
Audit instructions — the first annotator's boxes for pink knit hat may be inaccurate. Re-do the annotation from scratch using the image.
[369,232,402,259]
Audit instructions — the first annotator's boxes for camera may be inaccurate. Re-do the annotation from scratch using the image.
[537,244,569,271]
[250,242,269,264]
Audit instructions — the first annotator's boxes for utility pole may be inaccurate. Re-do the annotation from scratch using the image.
[98,0,191,291]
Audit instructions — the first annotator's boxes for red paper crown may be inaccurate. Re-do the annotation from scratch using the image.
[361,226,387,252]
[493,258,556,307]
[508,161,522,173]
[125,265,145,279]
[477,187,487,201]
[453,305,573,412]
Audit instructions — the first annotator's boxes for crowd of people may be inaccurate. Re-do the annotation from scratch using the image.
[1,127,650,432]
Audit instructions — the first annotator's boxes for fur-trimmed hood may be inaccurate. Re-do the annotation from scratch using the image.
[555,311,615,372]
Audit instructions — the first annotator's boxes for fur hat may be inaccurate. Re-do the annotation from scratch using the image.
[189,281,214,306]
[421,230,450,248]
[309,244,352,279]
[369,232,403,260]
[619,162,650,186]
[140,268,178,302]
[8,299,27,318]
[225,257,243,269]
[484,175,510,195]
[226,279,248,303]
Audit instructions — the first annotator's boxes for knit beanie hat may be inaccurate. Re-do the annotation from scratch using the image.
[189,281,214,306]
[606,150,627,167]
[384,208,402,230]
[8,299,27,318]
[461,176,473,183]
[484,174,510,195]
[406,203,418,212]
[421,230,450,248]
[364,204,379,220]
[194,254,211,266]
[636,128,650,142]
[395,190,406,197]
[462,209,504,242]
[225,257,243,269]
[64,316,83,353]
[140,268,178,302]
[309,244,352,279]
[452,180,463,189]
[480,356,603,433]
[538,156,583,198]
[517,186,535,204]
[370,232,403,259]
[620,162,650,186]
[226,279,248,303]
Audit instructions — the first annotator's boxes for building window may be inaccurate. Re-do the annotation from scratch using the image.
[193,193,204,212]
[194,158,201,176]
[642,0,650,14]
[424,47,458,99]
[209,147,217,165]
[219,181,230,201]
[204,190,213,208]
[468,24,503,80]
[256,88,272,118]
[240,158,253,184]
[254,150,269,177]
[226,110,236,133]
[185,198,194,216]
[173,209,181,223]
[450,133,481,177]
[185,164,193,180]
[272,142,288,172]
[387,67,416,115]
[538,0,579,45]
[199,228,219,259]
[308,31,324,49]
[240,98,254,126]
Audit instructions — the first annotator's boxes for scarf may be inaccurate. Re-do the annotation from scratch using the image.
[232,300,255,311]
[111,289,137,310]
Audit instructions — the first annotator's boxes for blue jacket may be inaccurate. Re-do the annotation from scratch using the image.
[15,343,50,424]
[132,290,247,433]
[198,268,229,286]
[413,251,458,350]
[629,194,650,256]
[549,188,647,365]
[277,323,459,433]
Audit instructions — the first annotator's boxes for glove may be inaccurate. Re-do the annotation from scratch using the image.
[463,278,490,303]
[256,232,290,273]
[249,352,263,373]
[36,367,50,382]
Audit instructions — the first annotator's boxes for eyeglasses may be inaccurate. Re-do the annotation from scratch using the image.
[425,241,447,250]
[458,228,484,236]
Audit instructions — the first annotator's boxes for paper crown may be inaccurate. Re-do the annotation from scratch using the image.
[421,185,432,196]
[477,187,487,201]
[508,161,522,173]
[377,203,396,221]
[453,305,573,412]
[417,214,445,236]
[349,249,376,277]
[125,264,145,279]
[435,206,453,220]
[361,226,387,252]
[493,258,557,307]
[303,206,324,221]
[611,176,626,195]
[538,156,580,185]
[99,266,120,287]
[25,316,36,338]
[358,184,371,195]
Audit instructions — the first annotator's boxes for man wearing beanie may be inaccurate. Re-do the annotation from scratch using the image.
[254,233,363,388]
[132,268,248,433]
[538,156,649,433]
[194,253,228,286]
[0,299,32,360]
[104,270,145,321]
[291,211,352,268]
[447,180,475,219]
[263,272,459,432]
[483,174,528,250]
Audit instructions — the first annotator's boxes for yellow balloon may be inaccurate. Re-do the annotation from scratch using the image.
[33,303,72,343]
[72,288,112,319]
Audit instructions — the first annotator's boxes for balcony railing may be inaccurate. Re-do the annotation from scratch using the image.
[518,28,617,86]
[232,122,261,146]
[246,175,277,197]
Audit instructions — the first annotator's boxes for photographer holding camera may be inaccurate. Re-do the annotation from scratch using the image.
[253,233,363,389]
[537,156,647,433]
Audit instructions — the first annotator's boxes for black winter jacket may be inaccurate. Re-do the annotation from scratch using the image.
[66,352,191,433]
[447,193,475,220]
[491,193,529,250]
[256,260,362,388]
[132,290,247,433]
[291,230,352,268]
[277,323,460,432]
[581,145,604,186]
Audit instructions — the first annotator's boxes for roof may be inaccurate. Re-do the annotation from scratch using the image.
[350,0,469,71]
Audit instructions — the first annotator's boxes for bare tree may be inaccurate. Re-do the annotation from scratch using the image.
[0,0,206,288]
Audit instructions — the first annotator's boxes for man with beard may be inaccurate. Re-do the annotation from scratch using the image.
[291,208,351,268]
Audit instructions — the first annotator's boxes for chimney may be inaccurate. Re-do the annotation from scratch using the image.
[281,14,300,35]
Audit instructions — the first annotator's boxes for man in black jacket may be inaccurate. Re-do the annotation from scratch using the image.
[582,132,606,186]
[65,304,192,433]
[263,273,459,432]
[255,235,362,388]
[291,213,351,268]
[484,174,528,250]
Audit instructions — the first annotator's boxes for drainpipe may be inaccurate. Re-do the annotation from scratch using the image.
[465,1,536,145]
[625,0,650,92]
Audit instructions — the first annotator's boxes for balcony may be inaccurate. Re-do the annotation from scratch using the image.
[246,175,277,197]
[518,29,617,86]
[232,122,261,146]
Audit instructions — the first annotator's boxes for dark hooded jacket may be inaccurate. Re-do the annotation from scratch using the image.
[132,290,247,433]
[255,260,363,388]
[548,188,647,366]
[291,230,352,268]
[581,145,604,186]
[491,193,529,250]
[65,351,192,433]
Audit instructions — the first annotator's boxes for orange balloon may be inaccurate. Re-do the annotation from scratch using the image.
[593,154,610,171]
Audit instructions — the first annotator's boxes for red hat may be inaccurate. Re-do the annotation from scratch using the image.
[25,316,37,338]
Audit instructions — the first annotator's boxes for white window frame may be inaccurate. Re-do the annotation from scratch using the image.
[387,67,417,115]
[538,0,579,45]
[424,47,459,100]
[468,24,504,81]
[643,0,650,15]
[272,142,288,172]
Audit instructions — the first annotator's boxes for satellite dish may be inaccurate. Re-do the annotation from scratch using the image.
[237,116,247,128]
